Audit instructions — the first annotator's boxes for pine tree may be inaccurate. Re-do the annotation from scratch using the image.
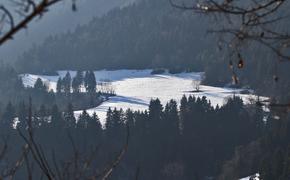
[17,101,27,129]
[77,110,90,128]
[63,71,72,95]
[105,107,114,129]
[179,95,188,133]
[72,70,84,93]
[164,100,179,134]
[88,112,102,130]
[84,71,90,92]
[34,78,47,92]
[1,102,15,128]
[87,71,96,93]
[56,77,63,93]
[50,104,64,128]
[64,103,76,128]
[38,104,47,126]
[149,98,163,121]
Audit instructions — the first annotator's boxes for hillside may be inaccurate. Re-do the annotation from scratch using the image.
[21,69,265,123]
[16,0,212,73]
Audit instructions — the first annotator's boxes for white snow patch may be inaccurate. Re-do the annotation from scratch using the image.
[21,69,266,125]
[240,173,260,180]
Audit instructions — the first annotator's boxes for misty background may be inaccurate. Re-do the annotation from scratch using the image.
[0,0,136,62]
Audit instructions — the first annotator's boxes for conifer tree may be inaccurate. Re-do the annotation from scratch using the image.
[1,102,15,128]
[56,77,63,93]
[34,78,47,92]
[38,104,47,126]
[84,71,90,92]
[64,103,76,128]
[149,98,163,121]
[77,110,90,128]
[87,71,96,93]
[17,101,27,129]
[50,104,64,128]
[105,107,114,130]
[88,112,102,130]
[63,71,72,95]
[72,70,83,93]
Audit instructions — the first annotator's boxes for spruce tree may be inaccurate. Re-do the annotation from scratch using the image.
[1,102,15,128]
[77,110,90,128]
[50,104,64,128]
[88,112,102,130]
[84,71,90,92]
[34,78,47,92]
[64,103,76,128]
[87,71,96,93]
[17,101,27,129]
[73,70,84,93]
[56,77,63,93]
[63,71,72,95]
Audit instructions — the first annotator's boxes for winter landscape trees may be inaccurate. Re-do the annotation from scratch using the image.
[0,0,290,179]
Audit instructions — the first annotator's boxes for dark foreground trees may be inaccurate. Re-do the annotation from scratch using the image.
[0,95,268,179]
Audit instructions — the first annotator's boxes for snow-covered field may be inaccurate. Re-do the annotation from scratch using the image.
[21,69,262,124]
[240,173,260,180]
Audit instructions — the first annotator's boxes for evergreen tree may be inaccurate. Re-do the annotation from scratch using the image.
[84,71,90,92]
[88,112,102,130]
[105,107,113,129]
[87,71,96,93]
[1,102,15,128]
[179,95,188,133]
[77,110,90,128]
[34,78,47,92]
[17,101,27,129]
[63,71,72,95]
[72,70,83,93]
[50,104,64,128]
[164,99,179,134]
[38,104,47,126]
[64,103,76,128]
[149,98,163,121]
[56,77,63,93]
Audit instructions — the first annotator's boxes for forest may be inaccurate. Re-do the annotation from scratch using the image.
[0,95,280,179]
[0,0,289,179]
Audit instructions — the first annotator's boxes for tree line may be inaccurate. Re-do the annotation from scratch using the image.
[0,95,270,179]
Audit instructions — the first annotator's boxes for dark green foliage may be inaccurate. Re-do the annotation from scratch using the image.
[1,102,15,128]
[34,78,47,92]
[16,0,210,73]
[50,104,64,128]
[72,70,83,93]
[77,110,90,128]
[64,103,76,128]
[86,71,97,93]
[63,71,72,95]
[0,95,269,179]
[56,77,63,93]
[17,101,27,129]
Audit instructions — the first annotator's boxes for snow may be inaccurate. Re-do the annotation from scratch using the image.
[21,69,266,125]
[240,173,260,180]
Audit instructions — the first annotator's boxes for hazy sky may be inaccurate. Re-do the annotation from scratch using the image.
[0,0,135,63]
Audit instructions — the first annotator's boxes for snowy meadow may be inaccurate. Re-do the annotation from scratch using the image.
[21,69,261,124]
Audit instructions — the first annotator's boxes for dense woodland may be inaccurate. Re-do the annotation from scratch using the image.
[1,0,290,179]
[16,0,210,74]
[15,0,290,100]
[0,94,279,179]
[0,65,114,121]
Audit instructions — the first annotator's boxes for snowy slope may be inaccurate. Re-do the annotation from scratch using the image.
[240,173,260,180]
[21,70,264,124]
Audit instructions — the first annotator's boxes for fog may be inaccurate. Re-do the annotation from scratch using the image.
[0,0,135,62]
